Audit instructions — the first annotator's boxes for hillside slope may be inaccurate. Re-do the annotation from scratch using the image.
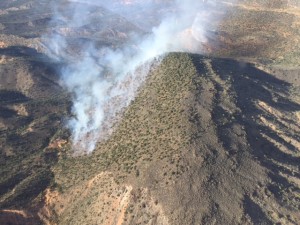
[1,0,300,224]
[0,47,70,225]
[45,53,300,225]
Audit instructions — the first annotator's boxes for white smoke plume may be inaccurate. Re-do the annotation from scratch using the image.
[44,0,229,154]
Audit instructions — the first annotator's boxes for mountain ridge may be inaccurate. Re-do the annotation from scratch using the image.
[42,53,300,225]
[1,0,300,224]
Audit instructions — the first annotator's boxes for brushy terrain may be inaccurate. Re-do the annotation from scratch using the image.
[0,1,300,225]
[47,53,300,225]
[0,46,70,225]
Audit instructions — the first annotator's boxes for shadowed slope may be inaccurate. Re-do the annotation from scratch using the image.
[0,47,71,225]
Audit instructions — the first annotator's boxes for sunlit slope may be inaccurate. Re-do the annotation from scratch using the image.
[216,1,300,67]
[49,53,300,225]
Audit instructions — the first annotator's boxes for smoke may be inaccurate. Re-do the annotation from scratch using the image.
[44,0,229,154]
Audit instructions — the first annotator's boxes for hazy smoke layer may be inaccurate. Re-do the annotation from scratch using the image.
[45,0,228,154]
